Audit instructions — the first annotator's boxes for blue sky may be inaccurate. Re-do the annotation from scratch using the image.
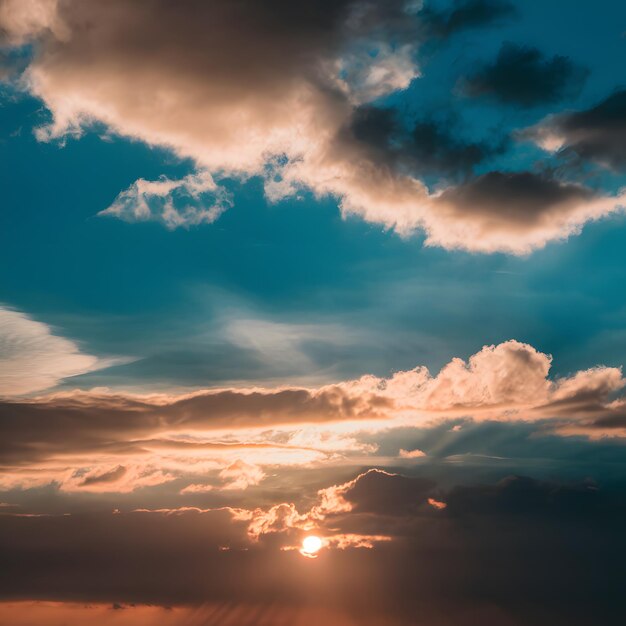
[3,67,626,390]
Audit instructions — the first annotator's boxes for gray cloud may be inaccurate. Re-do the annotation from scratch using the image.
[0,471,624,625]
[527,89,626,171]
[349,106,507,178]
[461,43,588,107]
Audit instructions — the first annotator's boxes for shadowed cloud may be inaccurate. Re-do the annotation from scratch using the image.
[527,89,626,171]
[461,42,588,107]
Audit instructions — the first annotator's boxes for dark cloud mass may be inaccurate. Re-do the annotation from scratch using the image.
[437,171,594,225]
[0,472,624,625]
[462,43,588,106]
[350,106,505,178]
[528,89,626,170]
[341,469,435,515]
[0,386,391,465]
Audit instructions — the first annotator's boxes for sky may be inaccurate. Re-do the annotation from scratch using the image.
[0,1,626,624]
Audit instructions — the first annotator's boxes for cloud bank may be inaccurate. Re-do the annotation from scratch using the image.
[1,468,624,625]
[1,339,625,495]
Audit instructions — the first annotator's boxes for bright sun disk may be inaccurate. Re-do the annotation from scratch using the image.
[301,535,323,557]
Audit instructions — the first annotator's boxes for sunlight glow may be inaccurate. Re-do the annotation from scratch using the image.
[300,535,323,558]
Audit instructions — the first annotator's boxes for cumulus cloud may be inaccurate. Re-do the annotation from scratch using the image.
[0,0,66,45]
[0,0,620,253]
[429,172,626,254]
[98,171,232,229]
[0,306,109,395]
[348,106,508,178]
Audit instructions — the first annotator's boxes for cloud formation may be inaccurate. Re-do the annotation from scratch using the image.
[527,89,626,171]
[429,172,625,254]
[0,306,106,395]
[99,171,232,229]
[461,43,588,107]
[1,339,625,495]
[1,469,624,625]
[1,0,622,253]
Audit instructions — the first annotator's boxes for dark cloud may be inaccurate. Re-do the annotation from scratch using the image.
[408,119,506,175]
[350,106,400,152]
[349,106,506,177]
[528,89,626,171]
[80,465,127,486]
[436,170,594,225]
[444,474,605,517]
[341,469,435,515]
[0,387,392,465]
[0,472,624,625]
[419,0,517,38]
[462,43,588,107]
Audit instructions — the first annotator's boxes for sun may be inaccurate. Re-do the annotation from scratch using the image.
[300,535,323,558]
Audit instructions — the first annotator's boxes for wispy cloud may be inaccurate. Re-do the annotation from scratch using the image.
[98,170,232,229]
[0,306,115,395]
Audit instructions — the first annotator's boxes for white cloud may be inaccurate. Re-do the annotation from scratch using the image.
[0,306,108,395]
[98,170,232,229]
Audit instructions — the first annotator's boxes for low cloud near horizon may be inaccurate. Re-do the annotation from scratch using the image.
[1,337,625,497]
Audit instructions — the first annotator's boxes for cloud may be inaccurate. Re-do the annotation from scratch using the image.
[399,448,426,458]
[348,106,507,178]
[419,0,517,38]
[461,43,588,107]
[78,465,126,487]
[429,172,626,254]
[336,469,434,515]
[0,0,66,45]
[1,471,624,625]
[525,89,626,171]
[57,464,176,494]
[98,171,232,229]
[2,339,626,493]
[218,460,266,490]
[1,0,618,254]
[427,497,447,509]
[0,306,109,395]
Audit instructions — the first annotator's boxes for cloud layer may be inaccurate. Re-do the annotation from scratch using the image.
[1,468,624,625]
[1,339,625,496]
